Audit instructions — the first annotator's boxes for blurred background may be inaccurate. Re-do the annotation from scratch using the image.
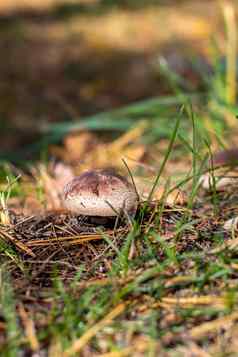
[0,0,237,165]
[3,4,238,356]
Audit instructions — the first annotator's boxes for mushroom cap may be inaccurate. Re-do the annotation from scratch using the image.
[63,169,138,216]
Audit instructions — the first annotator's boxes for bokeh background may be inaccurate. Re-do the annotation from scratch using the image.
[0,0,231,160]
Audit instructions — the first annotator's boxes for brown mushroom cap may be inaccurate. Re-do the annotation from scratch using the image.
[63,169,138,216]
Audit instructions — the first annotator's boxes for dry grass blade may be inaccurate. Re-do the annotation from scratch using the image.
[25,234,104,247]
[161,295,227,309]
[63,303,126,357]
[18,304,39,352]
[98,349,132,357]
[209,237,238,254]
[222,1,237,107]
[48,338,63,357]
[111,120,147,151]
[0,228,36,257]
[189,311,238,340]
[178,342,212,357]
[164,275,196,287]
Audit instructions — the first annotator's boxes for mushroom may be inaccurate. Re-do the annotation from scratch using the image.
[63,169,138,218]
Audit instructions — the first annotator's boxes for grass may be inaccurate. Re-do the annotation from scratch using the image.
[0,267,20,356]
[1,111,238,355]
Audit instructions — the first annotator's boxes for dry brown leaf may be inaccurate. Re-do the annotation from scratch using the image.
[72,122,147,172]
[23,196,44,216]
[38,165,62,210]
[199,172,238,191]
[37,163,74,211]
[50,131,98,164]
[64,131,98,163]
[53,162,75,190]
[134,177,187,205]
[50,122,146,172]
